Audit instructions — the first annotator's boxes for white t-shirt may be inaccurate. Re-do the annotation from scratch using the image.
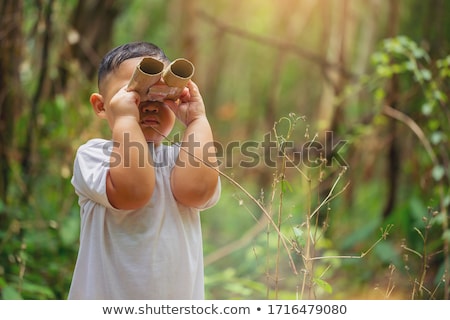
[68,138,220,300]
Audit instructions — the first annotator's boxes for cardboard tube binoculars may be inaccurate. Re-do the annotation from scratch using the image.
[127,57,195,101]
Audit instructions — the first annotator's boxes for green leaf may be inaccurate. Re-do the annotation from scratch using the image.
[430,132,445,145]
[409,197,427,222]
[432,165,445,181]
[404,60,415,71]
[376,65,393,78]
[293,226,305,246]
[412,46,427,59]
[444,195,450,207]
[428,119,440,131]
[421,102,433,115]
[431,212,447,226]
[374,88,386,102]
[433,89,447,103]
[59,213,80,246]
[420,69,432,81]
[313,278,333,294]
[371,52,389,65]
[281,179,293,193]
[21,281,56,299]
[374,241,402,265]
[442,230,450,242]
[2,285,23,300]
[436,55,450,67]
[391,63,406,74]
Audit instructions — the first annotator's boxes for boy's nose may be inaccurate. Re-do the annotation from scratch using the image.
[141,103,159,113]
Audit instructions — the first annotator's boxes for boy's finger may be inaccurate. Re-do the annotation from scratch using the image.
[163,99,178,112]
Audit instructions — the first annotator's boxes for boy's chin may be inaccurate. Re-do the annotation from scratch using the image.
[141,124,173,144]
[143,133,164,145]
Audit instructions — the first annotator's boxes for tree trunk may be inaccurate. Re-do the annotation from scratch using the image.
[382,0,400,218]
[0,0,23,205]
[57,0,124,90]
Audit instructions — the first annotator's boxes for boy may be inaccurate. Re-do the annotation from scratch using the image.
[68,42,220,299]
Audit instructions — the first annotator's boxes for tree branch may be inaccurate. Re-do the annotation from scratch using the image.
[382,104,438,165]
[197,9,357,80]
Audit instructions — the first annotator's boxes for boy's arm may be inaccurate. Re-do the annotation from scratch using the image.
[167,81,219,208]
[105,87,155,210]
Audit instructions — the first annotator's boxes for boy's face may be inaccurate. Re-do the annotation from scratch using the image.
[98,57,176,144]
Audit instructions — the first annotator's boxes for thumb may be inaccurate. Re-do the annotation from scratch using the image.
[164,99,178,113]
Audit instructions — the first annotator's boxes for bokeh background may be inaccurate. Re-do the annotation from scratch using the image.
[0,0,449,299]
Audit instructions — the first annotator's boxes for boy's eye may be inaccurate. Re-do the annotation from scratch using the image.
[139,101,164,110]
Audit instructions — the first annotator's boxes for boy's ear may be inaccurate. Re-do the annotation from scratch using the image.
[90,93,106,118]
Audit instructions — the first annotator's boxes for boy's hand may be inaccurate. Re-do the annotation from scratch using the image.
[109,86,141,123]
[164,81,206,126]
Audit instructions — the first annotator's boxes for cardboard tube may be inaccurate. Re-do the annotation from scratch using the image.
[127,57,164,96]
[162,58,195,99]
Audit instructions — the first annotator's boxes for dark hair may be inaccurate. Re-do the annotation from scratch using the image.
[97,41,170,90]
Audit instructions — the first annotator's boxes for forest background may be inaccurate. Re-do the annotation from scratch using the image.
[0,0,449,300]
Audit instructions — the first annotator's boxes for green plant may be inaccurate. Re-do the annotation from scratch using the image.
[202,112,394,299]
[336,36,449,299]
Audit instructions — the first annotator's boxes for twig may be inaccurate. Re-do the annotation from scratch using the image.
[305,224,394,261]
[382,105,438,165]
[310,168,349,219]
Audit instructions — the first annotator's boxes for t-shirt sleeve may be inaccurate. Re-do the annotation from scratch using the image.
[71,140,115,209]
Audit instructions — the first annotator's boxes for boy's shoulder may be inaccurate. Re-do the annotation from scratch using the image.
[75,138,111,162]
[79,138,111,148]
[76,138,111,153]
